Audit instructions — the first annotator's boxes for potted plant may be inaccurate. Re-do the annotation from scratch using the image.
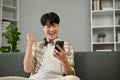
[98,32,106,42]
[0,24,21,52]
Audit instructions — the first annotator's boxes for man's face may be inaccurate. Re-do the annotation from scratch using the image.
[42,23,59,42]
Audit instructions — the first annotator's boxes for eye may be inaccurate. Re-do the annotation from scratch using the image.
[46,25,51,28]
[53,23,57,27]
[53,25,56,27]
[47,26,51,28]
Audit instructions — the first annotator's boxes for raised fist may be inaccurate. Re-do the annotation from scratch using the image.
[26,33,35,43]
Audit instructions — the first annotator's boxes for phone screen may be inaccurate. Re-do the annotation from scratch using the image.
[55,41,64,52]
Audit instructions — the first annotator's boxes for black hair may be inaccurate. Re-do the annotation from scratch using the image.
[40,12,60,26]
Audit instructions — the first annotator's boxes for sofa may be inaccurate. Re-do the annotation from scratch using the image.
[0,52,120,80]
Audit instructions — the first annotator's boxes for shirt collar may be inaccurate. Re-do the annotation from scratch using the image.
[43,37,61,46]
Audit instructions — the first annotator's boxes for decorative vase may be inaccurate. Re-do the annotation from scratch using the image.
[98,37,105,42]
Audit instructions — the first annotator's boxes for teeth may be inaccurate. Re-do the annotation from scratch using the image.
[49,32,55,35]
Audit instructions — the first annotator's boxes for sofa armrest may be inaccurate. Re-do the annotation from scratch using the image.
[0,53,30,77]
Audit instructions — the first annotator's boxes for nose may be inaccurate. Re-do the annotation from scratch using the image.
[50,26,55,31]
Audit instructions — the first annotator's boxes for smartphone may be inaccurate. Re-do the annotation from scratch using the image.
[55,41,64,52]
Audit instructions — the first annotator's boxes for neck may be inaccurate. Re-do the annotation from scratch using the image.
[46,37,58,43]
[46,39,52,43]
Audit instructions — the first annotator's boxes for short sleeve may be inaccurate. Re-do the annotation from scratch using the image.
[64,42,75,75]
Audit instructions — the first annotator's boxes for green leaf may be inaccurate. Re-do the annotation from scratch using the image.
[1,24,21,52]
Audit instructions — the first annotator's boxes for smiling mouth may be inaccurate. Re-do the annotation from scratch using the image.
[48,32,56,35]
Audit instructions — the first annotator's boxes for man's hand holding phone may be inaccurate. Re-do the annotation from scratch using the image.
[54,41,68,63]
[55,41,64,52]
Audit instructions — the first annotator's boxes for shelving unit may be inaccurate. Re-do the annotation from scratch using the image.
[0,0,19,47]
[91,0,120,51]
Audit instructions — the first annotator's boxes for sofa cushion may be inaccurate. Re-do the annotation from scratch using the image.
[0,53,30,77]
[74,52,120,80]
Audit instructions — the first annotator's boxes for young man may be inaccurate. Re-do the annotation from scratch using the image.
[23,12,80,80]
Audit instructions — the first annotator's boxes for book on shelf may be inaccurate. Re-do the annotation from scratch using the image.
[92,1,94,10]
[3,21,10,25]
[93,0,101,10]
[102,7,113,10]
[117,33,120,42]
[96,49,112,52]
[2,21,11,29]
[118,17,120,25]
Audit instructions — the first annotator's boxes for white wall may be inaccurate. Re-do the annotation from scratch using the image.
[19,0,91,52]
